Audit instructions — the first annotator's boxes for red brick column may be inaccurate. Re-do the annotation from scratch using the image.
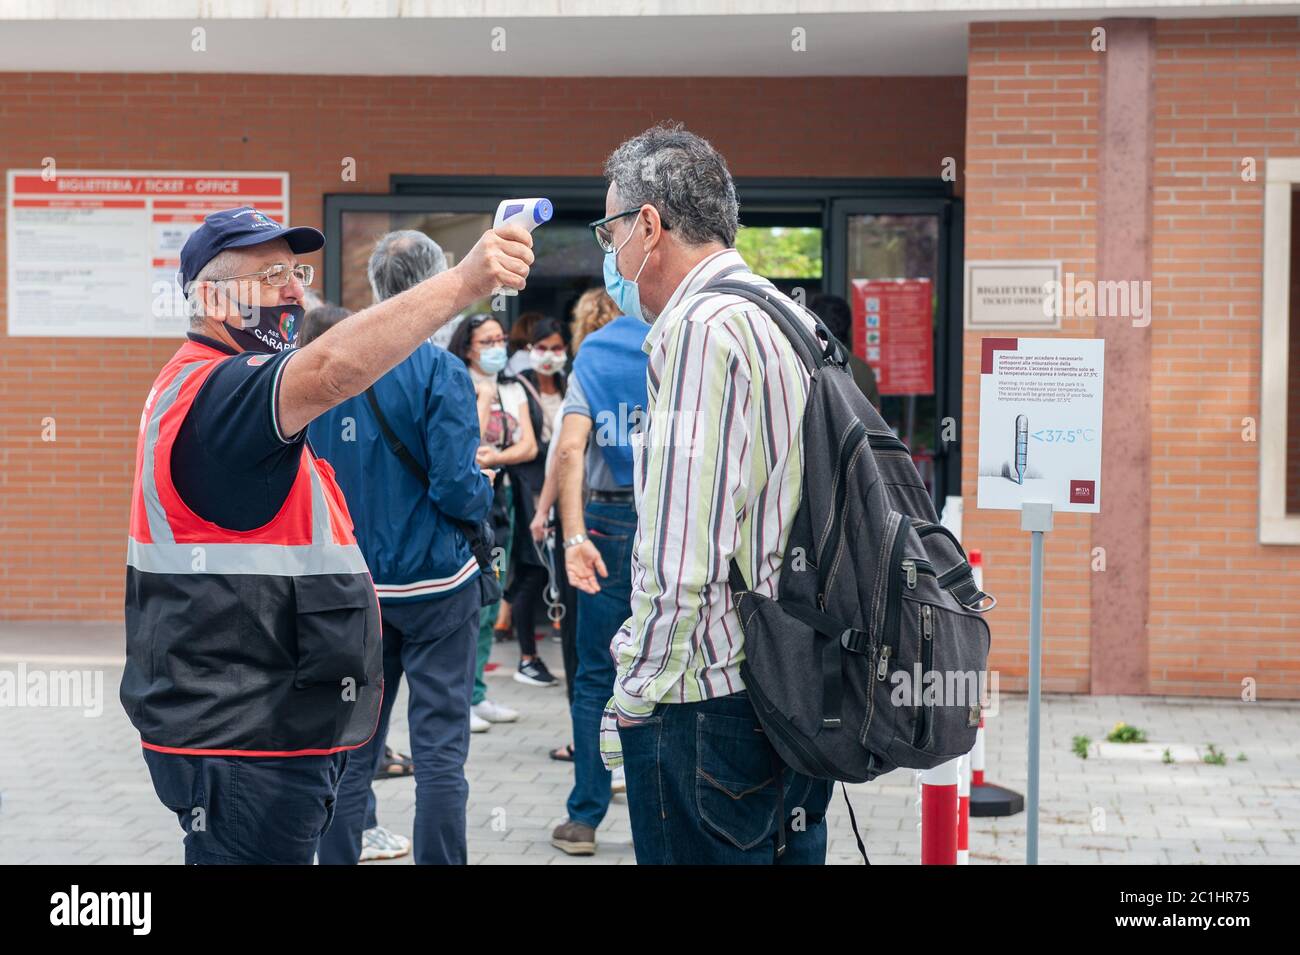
[1092,19,1155,694]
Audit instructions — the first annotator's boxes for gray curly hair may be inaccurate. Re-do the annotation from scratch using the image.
[603,122,739,248]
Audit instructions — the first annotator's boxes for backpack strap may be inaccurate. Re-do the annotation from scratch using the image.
[914,520,998,612]
[363,386,499,585]
[702,279,842,374]
[841,784,871,865]
[364,386,428,488]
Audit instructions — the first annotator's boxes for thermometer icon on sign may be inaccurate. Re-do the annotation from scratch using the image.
[1014,414,1029,485]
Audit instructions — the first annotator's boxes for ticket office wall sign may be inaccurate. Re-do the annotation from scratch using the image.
[977,337,1105,513]
[964,260,1062,331]
[6,170,290,338]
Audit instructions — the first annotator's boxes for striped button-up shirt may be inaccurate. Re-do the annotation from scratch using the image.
[599,248,815,769]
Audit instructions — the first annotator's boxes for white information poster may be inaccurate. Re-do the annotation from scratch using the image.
[977,337,1105,513]
[6,170,289,338]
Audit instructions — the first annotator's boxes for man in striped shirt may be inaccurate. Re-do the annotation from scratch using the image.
[591,124,837,864]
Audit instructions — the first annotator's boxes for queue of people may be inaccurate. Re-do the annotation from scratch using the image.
[127,121,847,866]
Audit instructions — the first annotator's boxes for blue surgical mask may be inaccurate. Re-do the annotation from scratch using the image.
[603,226,652,322]
[478,346,508,375]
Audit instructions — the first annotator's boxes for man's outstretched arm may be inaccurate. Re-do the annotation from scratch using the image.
[277,224,533,437]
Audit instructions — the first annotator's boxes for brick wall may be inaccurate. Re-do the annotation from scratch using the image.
[964,21,1102,695]
[1149,17,1300,698]
[0,72,966,620]
[965,17,1300,700]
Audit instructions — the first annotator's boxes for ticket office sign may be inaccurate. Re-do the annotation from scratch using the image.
[6,170,289,338]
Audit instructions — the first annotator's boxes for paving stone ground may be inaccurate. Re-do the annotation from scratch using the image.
[2,622,1297,865]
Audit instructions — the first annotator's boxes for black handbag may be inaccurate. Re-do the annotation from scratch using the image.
[363,387,501,607]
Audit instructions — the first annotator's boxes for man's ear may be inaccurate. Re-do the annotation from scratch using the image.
[205,280,246,325]
[197,281,221,322]
[640,204,663,252]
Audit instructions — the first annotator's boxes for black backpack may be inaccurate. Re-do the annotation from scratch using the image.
[707,281,996,787]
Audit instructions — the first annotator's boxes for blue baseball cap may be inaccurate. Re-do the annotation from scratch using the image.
[177,206,325,292]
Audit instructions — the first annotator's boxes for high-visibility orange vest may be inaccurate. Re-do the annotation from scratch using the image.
[121,338,383,756]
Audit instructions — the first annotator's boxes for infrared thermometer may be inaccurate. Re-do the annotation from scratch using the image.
[493,198,552,296]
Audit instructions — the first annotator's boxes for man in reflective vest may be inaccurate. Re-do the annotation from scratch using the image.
[121,205,533,864]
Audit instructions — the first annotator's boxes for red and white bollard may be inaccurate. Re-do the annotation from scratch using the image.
[918,758,960,865]
[957,753,971,865]
[966,548,1025,819]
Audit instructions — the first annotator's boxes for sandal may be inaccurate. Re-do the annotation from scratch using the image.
[373,745,415,780]
[549,743,575,763]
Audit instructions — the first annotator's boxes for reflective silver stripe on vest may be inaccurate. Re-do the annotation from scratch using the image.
[306,452,333,546]
[141,360,208,545]
[131,354,367,577]
[127,536,368,576]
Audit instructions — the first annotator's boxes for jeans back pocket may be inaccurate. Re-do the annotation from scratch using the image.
[694,710,780,851]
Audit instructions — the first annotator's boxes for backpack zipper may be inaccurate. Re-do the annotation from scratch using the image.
[875,644,891,681]
[879,527,911,662]
[914,604,934,747]
[901,558,936,589]
[817,421,870,609]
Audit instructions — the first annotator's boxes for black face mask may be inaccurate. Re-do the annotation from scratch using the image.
[222,298,302,354]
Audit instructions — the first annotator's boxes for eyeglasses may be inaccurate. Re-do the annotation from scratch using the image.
[474,335,508,348]
[589,207,670,253]
[218,263,315,288]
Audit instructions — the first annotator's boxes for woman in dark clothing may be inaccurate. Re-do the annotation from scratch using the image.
[502,318,568,688]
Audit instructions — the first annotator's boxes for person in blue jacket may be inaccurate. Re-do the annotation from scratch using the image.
[306,230,494,866]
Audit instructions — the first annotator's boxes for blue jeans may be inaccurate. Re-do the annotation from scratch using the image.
[143,747,347,864]
[565,499,635,830]
[317,582,479,865]
[619,692,836,864]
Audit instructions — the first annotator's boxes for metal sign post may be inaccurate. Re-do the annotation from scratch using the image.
[1020,500,1053,865]
[977,336,1104,864]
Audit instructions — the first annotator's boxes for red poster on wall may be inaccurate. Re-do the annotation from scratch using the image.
[850,278,935,396]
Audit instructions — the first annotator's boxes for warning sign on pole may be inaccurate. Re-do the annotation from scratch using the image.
[976,337,1105,513]
[850,277,934,396]
[6,170,290,338]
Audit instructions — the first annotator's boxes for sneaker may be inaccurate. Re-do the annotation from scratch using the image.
[551,820,596,856]
[470,712,491,733]
[473,699,519,723]
[359,825,411,862]
[514,656,558,688]
[610,766,627,795]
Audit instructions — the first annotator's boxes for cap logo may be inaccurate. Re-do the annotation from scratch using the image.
[232,208,277,229]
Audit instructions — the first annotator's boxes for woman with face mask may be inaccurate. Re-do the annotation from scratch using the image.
[505,310,543,377]
[518,318,568,441]
[449,313,540,729]
[501,317,569,691]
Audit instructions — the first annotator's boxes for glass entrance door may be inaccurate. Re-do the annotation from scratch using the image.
[324,182,963,505]
[829,197,961,506]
